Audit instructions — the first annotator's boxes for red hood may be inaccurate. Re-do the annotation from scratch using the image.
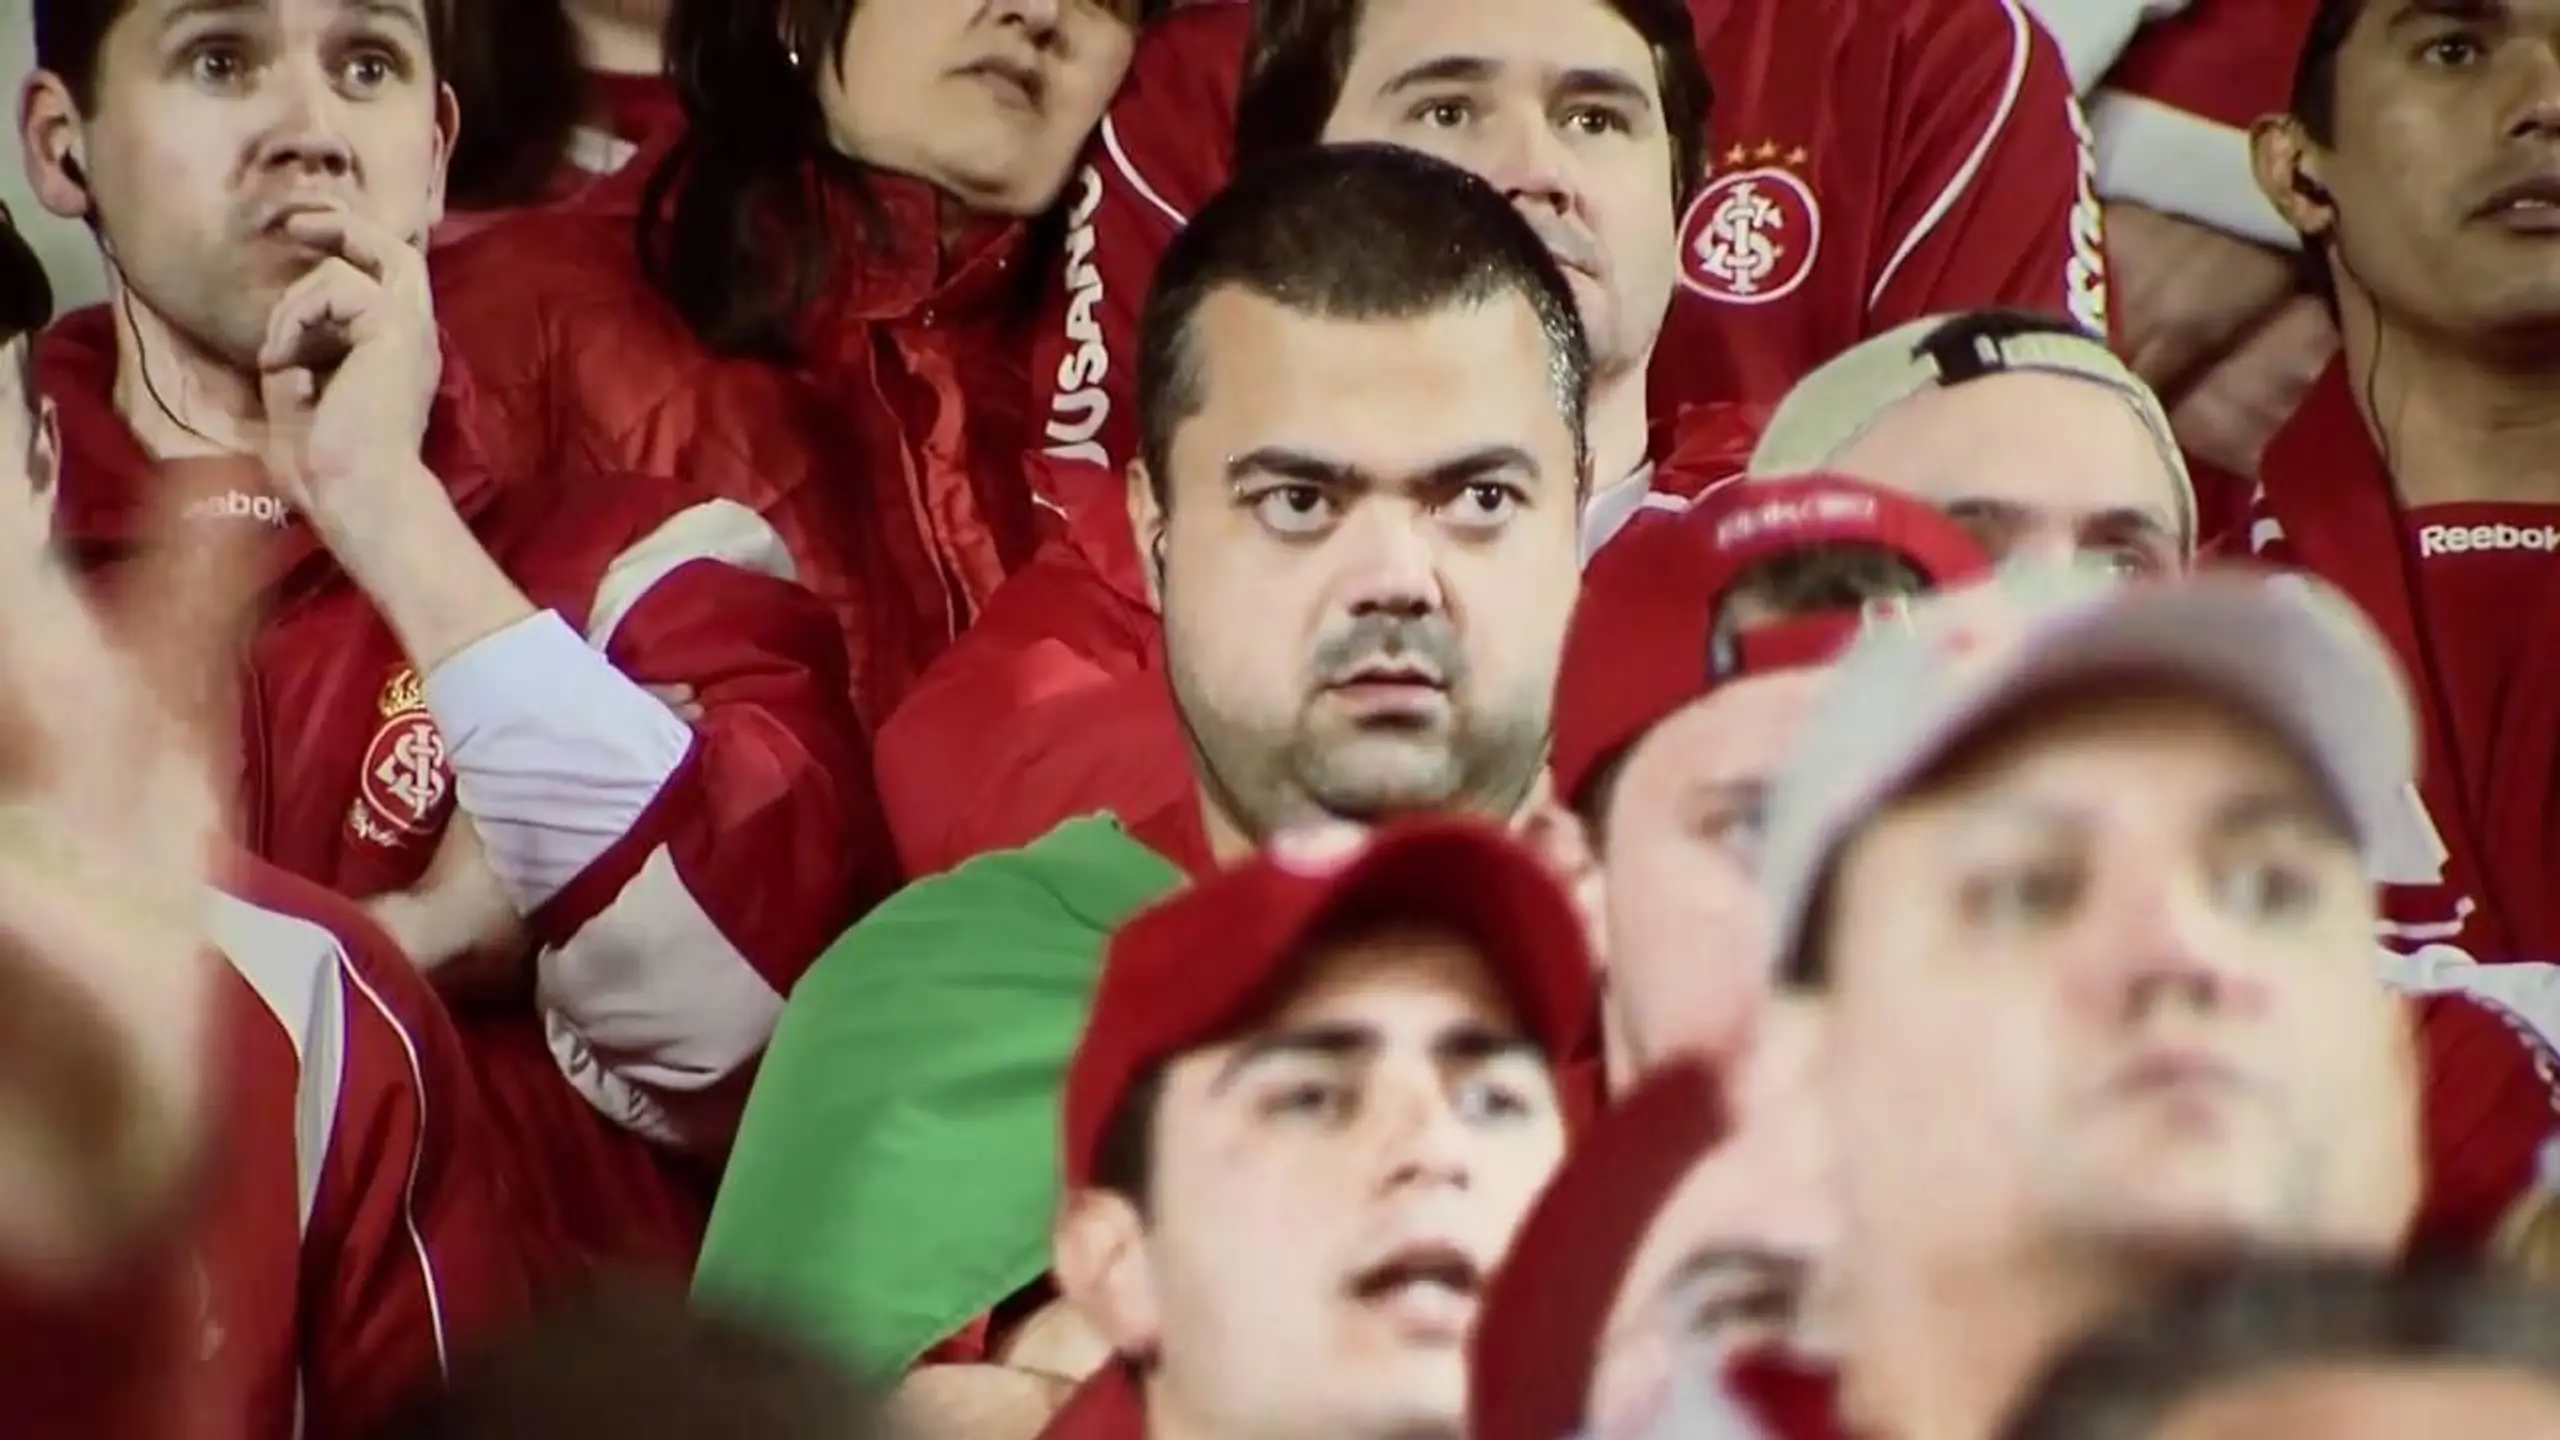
[41,304,507,587]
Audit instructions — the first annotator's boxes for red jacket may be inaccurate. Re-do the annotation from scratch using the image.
[431,137,1047,728]
[0,1239,212,1439]
[206,858,531,1437]
[42,310,897,1275]
[2245,362,2560,1250]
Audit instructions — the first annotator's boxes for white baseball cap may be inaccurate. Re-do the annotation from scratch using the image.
[1761,563,2424,984]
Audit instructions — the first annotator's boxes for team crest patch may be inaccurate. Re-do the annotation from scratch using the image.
[348,665,452,849]
[1680,143,1821,305]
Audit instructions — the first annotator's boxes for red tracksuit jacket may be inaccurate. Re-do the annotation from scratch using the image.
[206,858,530,1437]
[875,0,2105,878]
[41,309,898,1278]
[2247,362,2560,1251]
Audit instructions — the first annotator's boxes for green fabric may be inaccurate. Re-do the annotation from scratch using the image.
[693,818,1184,1380]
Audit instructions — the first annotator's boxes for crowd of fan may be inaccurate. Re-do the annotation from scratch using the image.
[7,0,2560,1435]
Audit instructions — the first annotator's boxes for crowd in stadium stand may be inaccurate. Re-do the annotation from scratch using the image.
[8,0,2560,1435]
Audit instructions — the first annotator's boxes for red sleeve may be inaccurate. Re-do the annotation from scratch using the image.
[1868,0,2110,339]
[520,553,898,1152]
[1023,7,1247,532]
[2089,0,2320,246]
[877,542,1186,876]
[301,903,534,1436]
[2408,990,2560,1257]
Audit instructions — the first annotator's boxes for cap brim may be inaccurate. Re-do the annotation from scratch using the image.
[1856,574,2416,876]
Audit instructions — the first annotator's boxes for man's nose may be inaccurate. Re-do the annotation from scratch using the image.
[2505,39,2560,141]
[1333,502,1444,621]
[1482,115,1574,217]
[1373,1079,1473,1194]
[989,0,1063,43]
[2068,871,2271,1025]
[254,63,356,178]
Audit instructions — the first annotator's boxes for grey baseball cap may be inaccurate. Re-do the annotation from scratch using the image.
[1761,563,2425,985]
[1746,313,2196,550]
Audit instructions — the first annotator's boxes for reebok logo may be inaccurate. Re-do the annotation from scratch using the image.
[182,491,293,527]
[2417,522,2560,556]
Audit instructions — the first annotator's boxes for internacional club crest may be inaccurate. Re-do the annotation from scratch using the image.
[1680,142,1822,305]
[348,664,453,850]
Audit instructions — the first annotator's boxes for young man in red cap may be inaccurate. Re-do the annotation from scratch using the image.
[1764,563,2435,1438]
[1550,472,1994,1085]
[1042,817,1594,1440]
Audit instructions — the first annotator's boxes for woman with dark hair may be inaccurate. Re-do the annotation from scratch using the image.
[437,0,683,237]
[434,0,1148,725]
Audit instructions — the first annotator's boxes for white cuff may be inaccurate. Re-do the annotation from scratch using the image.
[2091,90,2297,248]
[2015,0,2188,94]
[424,611,695,912]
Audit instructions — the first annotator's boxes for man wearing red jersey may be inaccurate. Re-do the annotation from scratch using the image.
[19,0,892,1276]
[2246,0,2560,971]
[0,207,527,1436]
[875,0,2105,879]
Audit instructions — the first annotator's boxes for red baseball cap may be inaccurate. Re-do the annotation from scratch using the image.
[1550,473,1991,810]
[1061,817,1598,1191]
[1470,1060,1730,1440]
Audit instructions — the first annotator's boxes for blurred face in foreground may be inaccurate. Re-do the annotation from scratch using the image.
[1584,1010,1837,1438]
[1125,926,1570,1437]
[1597,669,1829,1080]
[1821,683,2418,1276]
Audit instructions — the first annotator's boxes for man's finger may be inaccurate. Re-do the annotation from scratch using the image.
[276,209,427,302]
[256,260,377,374]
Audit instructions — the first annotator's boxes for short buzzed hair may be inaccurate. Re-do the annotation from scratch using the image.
[1135,142,1593,503]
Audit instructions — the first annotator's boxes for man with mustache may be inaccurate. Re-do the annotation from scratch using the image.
[700,146,1593,1429]
[2242,0,2560,976]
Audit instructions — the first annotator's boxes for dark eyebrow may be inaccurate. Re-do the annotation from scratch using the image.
[1379,55,1500,97]
[2385,0,2506,31]
[159,0,428,39]
[2076,506,2182,549]
[2210,788,2354,848]
[1208,1019,1541,1094]
[1657,1245,1808,1312]
[1225,444,1547,494]
[1552,67,1657,114]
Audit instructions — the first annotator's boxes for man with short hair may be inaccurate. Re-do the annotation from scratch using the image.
[1765,564,2431,1438]
[19,0,892,1275]
[1549,472,1991,1085]
[1746,309,2200,571]
[877,0,1713,879]
[1043,817,1590,1439]
[0,202,528,1437]
[699,146,1597,1405]
[2244,0,2560,972]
